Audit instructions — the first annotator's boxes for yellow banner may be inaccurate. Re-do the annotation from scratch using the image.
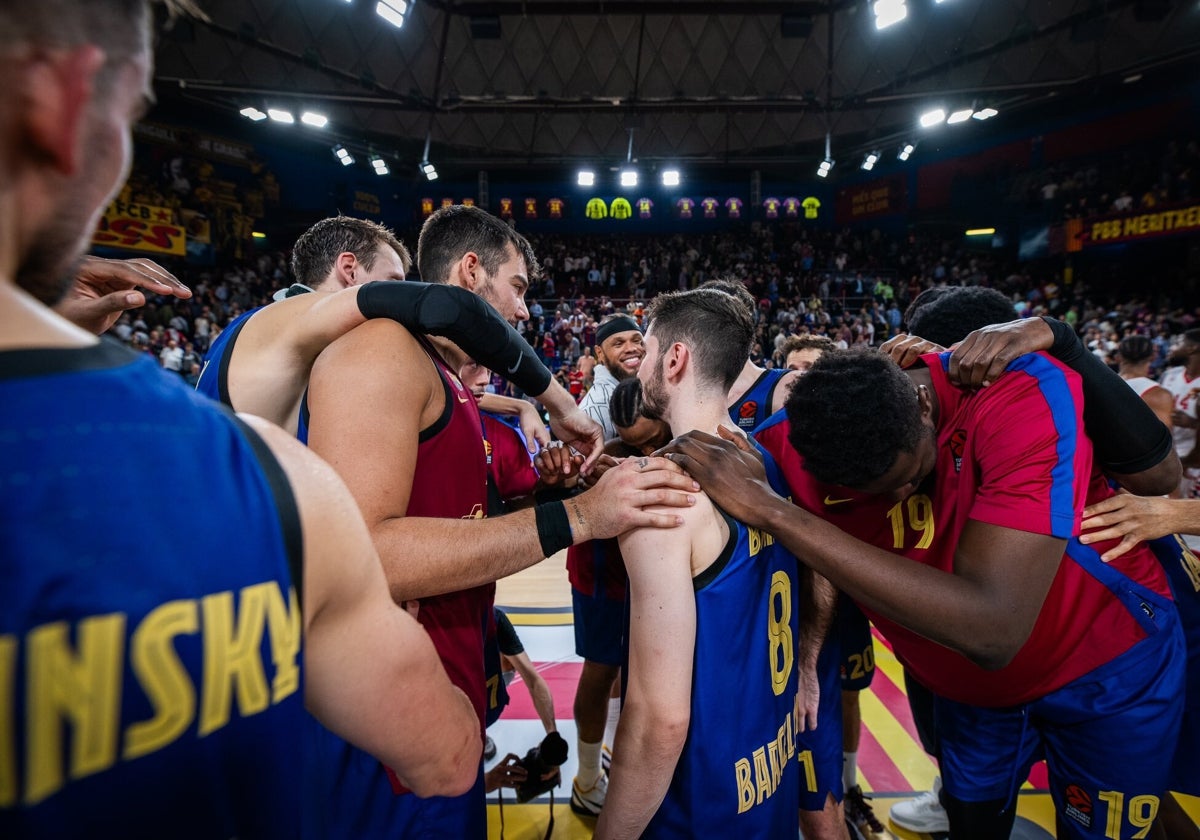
[92,201,185,256]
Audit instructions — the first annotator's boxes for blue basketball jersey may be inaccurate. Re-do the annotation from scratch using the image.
[194,306,260,405]
[0,340,305,839]
[729,368,790,432]
[644,445,802,837]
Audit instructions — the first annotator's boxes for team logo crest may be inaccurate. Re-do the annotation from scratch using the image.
[949,429,968,473]
[1063,784,1092,829]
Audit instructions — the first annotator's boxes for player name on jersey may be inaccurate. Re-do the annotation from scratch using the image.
[0,580,300,806]
[733,687,806,814]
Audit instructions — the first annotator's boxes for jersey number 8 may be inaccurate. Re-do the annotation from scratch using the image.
[768,570,794,697]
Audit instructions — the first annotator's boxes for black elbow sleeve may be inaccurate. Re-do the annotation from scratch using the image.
[357,281,552,396]
[1040,317,1172,474]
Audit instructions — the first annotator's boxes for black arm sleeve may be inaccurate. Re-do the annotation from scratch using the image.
[1041,316,1174,474]
[357,281,552,397]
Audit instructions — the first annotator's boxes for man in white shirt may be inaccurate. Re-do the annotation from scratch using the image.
[579,315,645,441]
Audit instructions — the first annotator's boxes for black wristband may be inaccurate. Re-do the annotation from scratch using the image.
[534,501,574,557]
[533,485,576,506]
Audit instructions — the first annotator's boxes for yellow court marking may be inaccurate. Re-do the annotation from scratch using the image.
[501,611,574,626]
[857,688,939,794]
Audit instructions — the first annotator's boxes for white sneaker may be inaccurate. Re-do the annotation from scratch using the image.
[570,772,608,816]
[889,776,949,833]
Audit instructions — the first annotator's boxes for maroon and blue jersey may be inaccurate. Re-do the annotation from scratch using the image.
[758,352,1173,707]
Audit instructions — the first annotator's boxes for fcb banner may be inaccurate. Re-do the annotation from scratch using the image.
[1067,203,1200,251]
[92,201,185,256]
[835,176,906,224]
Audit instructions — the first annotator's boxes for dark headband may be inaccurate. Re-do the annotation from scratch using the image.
[595,316,642,346]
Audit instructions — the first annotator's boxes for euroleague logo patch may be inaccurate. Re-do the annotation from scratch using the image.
[949,429,968,473]
[738,400,759,427]
[1063,784,1092,829]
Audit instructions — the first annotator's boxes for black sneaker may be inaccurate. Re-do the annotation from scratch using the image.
[845,784,885,836]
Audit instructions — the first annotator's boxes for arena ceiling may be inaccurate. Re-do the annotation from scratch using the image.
[153,0,1200,169]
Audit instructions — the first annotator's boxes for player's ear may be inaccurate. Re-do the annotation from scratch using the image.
[20,44,106,176]
[456,252,481,291]
[333,251,358,287]
[916,383,934,420]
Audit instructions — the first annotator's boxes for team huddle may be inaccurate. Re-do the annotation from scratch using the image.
[2,2,1200,839]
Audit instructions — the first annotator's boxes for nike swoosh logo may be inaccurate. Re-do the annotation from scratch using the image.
[507,358,521,374]
[823,495,853,506]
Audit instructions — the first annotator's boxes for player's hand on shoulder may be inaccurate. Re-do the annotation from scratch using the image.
[948,317,1054,389]
[656,426,776,526]
[879,333,945,370]
[573,454,699,540]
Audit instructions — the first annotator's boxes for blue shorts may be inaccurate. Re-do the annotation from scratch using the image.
[390,769,486,839]
[937,599,1185,839]
[797,624,845,811]
[837,594,876,691]
[1148,535,1200,796]
[572,588,625,666]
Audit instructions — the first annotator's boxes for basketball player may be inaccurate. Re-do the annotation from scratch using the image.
[1160,330,1200,494]
[701,279,798,432]
[597,290,803,838]
[579,314,646,441]
[197,214,591,454]
[566,378,671,818]
[703,281,846,840]
[0,1,480,836]
[782,334,835,375]
[1117,335,1175,432]
[665,345,1186,839]
[302,205,698,838]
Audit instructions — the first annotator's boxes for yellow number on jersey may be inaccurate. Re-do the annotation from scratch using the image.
[768,570,793,697]
[887,494,936,550]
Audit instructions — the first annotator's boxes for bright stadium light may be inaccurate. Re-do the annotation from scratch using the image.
[919,108,946,128]
[620,170,638,188]
[300,111,329,128]
[817,158,834,178]
[861,151,879,171]
[898,143,915,161]
[376,0,408,28]
[333,145,355,166]
[873,0,908,29]
[661,169,681,187]
[972,107,999,120]
[947,108,973,125]
[370,155,389,176]
[267,108,295,124]
[240,106,267,121]
[577,170,595,187]
[421,161,439,181]
[965,227,996,236]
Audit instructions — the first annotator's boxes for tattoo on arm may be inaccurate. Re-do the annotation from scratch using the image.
[569,499,586,534]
